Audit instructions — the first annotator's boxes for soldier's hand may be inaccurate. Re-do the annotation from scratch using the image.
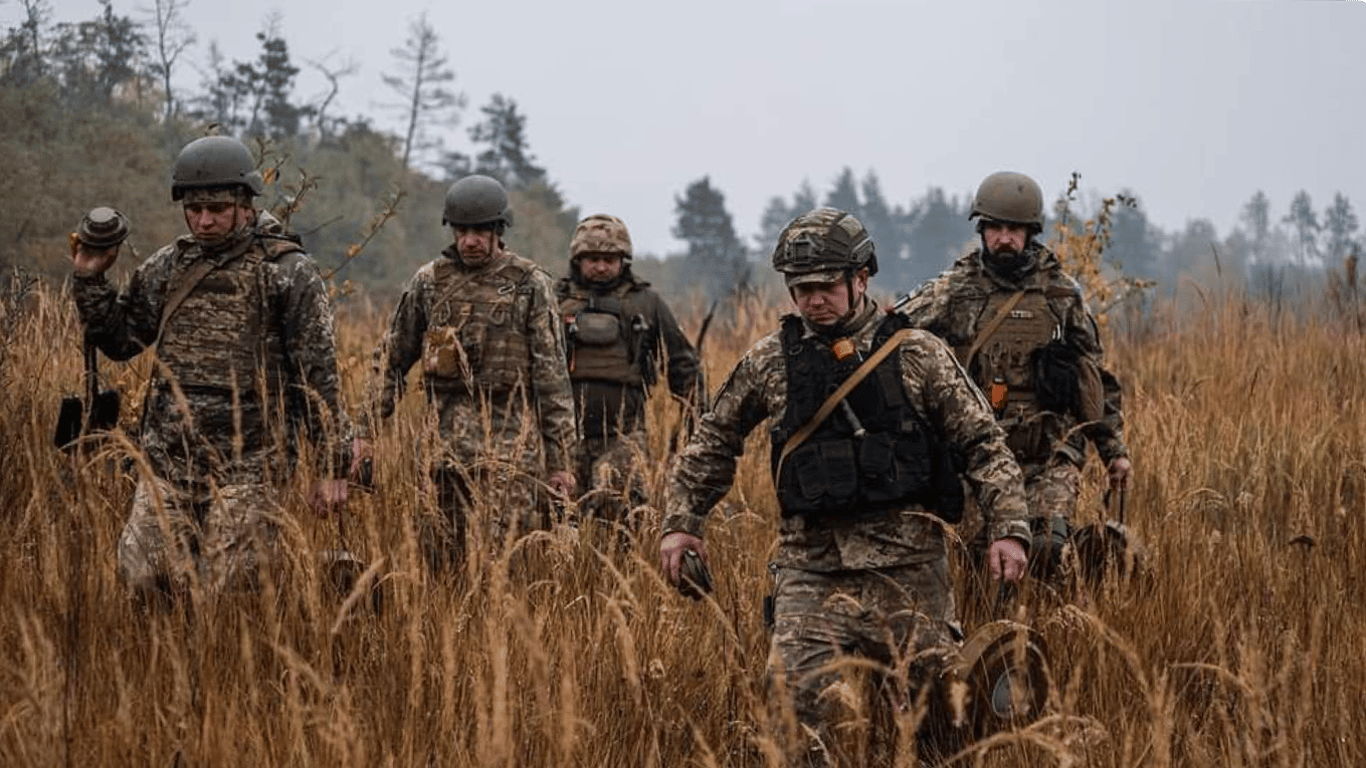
[547,470,576,499]
[71,240,120,278]
[986,537,1028,583]
[660,531,707,587]
[1107,457,1132,490]
[311,478,349,517]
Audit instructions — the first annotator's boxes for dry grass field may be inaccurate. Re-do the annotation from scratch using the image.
[2,265,1363,767]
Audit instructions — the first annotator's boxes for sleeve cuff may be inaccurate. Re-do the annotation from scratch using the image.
[661,511,707,538]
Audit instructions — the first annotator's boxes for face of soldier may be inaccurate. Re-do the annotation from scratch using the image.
[184,201,251,245]
[453,226,501,267]
[791,270,868,327]
[578,253,624,284]
[982,221,1031,258]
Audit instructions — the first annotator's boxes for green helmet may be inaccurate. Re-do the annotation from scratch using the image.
[442,174,513,230]
[171,136,265,201]
[969,171,1045,228]
[772,207,877,282]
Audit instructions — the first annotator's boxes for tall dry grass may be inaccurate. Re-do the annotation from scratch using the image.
[1,269,1362,767]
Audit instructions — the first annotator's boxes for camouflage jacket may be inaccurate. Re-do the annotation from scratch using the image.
[72,212,351,480]
[556,272,703,436]
[357,248,575,474]
[900,244,1128,468]
[664,299,1030,571]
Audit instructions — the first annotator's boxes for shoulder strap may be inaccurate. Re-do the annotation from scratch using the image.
[959,290,1025,368]
[156,258,218,344]
[776,327,916,480]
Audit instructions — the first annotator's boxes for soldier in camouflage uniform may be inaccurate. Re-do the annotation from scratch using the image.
[354,175,576,567]
[71,135,352,606]
[556,214,703,523]
[901,171,1131,582]
[660,209,1031,767]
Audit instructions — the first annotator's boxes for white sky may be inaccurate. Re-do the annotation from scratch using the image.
[10,0,1365,258]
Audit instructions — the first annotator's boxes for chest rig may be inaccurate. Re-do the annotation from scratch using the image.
[156,237,290,398]
[769,314,962,521]
[559,287,645,386]
[426,255,536,394]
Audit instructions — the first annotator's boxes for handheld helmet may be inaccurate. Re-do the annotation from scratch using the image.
[969,171,1045,229]
[171,136,265,201]
[771,207,877,285]
[442,174,513,232]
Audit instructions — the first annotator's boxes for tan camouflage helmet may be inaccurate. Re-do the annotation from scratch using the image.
[772,207,877,284]
[570,214,632,260]
[969,171,1045,228]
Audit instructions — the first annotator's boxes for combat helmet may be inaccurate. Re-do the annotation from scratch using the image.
[442,174,514,231]
[772,207,877,285]
[969,171,1045,229]
[570,214,632,260]
[171,136,265,201]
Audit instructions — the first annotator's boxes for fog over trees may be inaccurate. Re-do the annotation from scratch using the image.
[2,1,1360,308]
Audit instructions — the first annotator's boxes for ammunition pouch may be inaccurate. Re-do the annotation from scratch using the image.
[1031,338,1081,415]
[1028,514,1072,582]
[573,309,621,346]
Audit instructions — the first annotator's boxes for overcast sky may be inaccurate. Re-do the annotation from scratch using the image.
[9,0,1364,258]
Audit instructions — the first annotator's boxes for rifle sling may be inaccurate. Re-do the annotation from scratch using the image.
[959,290,1026,369]
[776,327,916,481]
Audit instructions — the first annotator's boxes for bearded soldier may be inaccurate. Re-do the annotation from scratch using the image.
[556,214,703,522]
[660,208,1031,767]
[901,171,1131,581]
[353,175,575,568]
[71,135,351,606]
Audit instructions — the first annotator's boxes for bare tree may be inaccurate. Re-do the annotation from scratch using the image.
[307,51,357,143]
[143,0,196,122]
[381,13,464,171]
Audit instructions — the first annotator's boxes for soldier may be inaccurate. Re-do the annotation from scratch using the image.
[353,174,576,568]
[901,171,1132,582]
[659,208,1031,767]
[71,135,351,606]
[556,214,703,523]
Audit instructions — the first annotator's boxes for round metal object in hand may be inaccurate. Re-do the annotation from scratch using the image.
[1071,520,1146,587]
[953,620,1050,738]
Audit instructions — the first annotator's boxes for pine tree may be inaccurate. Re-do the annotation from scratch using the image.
[1282,190,1320,265]
[673,176,749,302]
[1322,192,1360,263]
[382,13,464,172]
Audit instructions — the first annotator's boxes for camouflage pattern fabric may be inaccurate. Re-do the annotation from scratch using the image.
[118,477,283,595]
[665,298,1030,765]
[357,247,575,555]
[664,299,1030,571]
[557,272,702,516]
[769,561,958,767]
[73,212,351,598]
[900,242,1127,533]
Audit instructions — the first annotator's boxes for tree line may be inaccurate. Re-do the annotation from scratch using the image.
[2,0,1360,309]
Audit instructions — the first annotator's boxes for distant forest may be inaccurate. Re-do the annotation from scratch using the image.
[2,0,1361,309]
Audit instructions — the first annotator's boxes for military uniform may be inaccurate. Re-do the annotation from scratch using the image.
[664,299,1029,763]
[358,247,575,555]
[557,271,701,518]
[74,211,351,595]
[901,242,1128,561]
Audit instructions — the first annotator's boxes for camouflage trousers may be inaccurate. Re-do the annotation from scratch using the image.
[768,560,959,767]
[571,429,650,524]
[118,476,281,602]
[418,459,550,572]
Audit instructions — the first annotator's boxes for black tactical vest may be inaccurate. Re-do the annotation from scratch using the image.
[769,313,963,522]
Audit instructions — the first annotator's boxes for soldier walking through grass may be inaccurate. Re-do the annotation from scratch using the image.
[353,175,575,569]
[71,135,352,608]
[556,214,703,525]
[901,171,1132,585]
[659,208,1031,767]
